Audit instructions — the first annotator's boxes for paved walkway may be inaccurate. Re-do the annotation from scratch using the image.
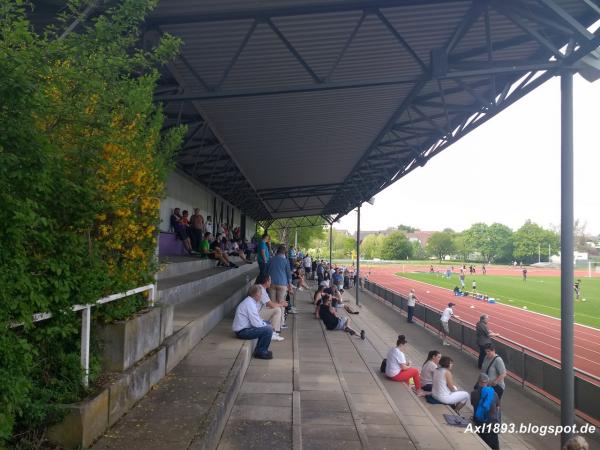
[217,287,488,450]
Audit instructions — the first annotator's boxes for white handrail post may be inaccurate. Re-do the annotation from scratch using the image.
[81,306,91,388]
[149,284,156,308]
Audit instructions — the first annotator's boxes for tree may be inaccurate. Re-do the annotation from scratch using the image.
[462,223,490,261]
[381,231,413,260]
[361,233,385,259]
[513,220,559,264]
[397,224,418,233]
[270,217,327,251]
[453,233,469,261]
[411,240,427,260]
[427,231,456,261]
[487,223,514,263]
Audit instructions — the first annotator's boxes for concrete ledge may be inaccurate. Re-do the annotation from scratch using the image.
[108,347,167,427]
[96,307,165,372]
[188,340,256,450]
[47,389,109,449]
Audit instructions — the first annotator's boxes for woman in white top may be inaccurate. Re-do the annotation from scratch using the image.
[385,335,425,396]
[431,356,470,412]
[421,350,441,392]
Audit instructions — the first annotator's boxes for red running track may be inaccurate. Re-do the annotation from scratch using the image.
[367,266,600,380]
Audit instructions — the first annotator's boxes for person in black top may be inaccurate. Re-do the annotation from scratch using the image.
[318,296,364,339]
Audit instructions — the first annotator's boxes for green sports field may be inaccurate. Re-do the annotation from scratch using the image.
[398,272,600,329]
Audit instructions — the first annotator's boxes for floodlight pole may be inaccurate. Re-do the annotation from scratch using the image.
[560,70,575,446]
[356,205,361,307]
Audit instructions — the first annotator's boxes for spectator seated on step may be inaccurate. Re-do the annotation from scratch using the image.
[291,267,305,291]
[313,285,325,305]
[232,284,273,359]
[199,232,238,268]
[222,236,251,263]
[431,356,470,413]
[314,292,329,319]
[420,350,441,392]
[318,295,364,340]
[325,285,358,315]
[256,273,286,342]
[385,335,426,396]
[232,285,274,359]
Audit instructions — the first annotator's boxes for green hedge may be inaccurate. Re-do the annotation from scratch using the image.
[0,0,184,445]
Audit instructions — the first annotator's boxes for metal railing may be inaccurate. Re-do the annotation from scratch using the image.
[362,279,600,424]
[10,284,156,387]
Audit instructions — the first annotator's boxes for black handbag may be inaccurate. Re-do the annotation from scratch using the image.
[380,358,387,373]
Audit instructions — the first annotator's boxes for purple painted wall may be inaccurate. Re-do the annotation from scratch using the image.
[159,232,187,257]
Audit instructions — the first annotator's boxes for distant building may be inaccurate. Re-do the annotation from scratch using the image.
[550,252,589,263]
[406,231,435,248]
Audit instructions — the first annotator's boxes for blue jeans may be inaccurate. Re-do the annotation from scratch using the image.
[236,326,273,355]
[407,305,415,323]
[258,260,269,279]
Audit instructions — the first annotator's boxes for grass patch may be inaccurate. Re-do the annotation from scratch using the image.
[397,272,600,329]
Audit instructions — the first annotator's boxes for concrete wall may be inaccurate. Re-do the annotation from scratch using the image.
[160,170,247,235]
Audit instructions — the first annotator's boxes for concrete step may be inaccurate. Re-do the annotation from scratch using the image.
[165,267,258,372]
[157,256,218,281]
[158,261,256,307]
[90,268,258,450]
[92,320,256,450]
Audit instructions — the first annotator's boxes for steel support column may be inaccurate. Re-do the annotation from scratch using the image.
[329,224,333,268]
[560,70,574,446]
[356,205,361,306]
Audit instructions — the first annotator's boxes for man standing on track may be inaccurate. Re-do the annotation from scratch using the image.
[440,302,458,346]
[407,288,418,323]
[476,314,499,369]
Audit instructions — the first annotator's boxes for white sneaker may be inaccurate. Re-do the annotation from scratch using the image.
[271,333,285,341]
[443,341,450,346]
[298,287,304,291]
[287,308,298,314]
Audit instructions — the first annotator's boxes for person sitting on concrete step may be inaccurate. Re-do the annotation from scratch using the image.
[232,285,274,360]
[318,295,364,340]
[431,356,470,413]
[421,350,441,392]
[256,273,286,342]
[385,335,426,396]
[199,232,238,268]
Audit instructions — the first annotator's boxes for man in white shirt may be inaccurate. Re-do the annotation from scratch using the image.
[440,302,459,346]
[256,274,287,342]
[232,285,274,359]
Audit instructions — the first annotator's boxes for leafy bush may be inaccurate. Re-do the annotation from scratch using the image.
[0,0,185,444]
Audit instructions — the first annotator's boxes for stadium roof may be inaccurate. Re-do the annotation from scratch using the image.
[35,0,600,222]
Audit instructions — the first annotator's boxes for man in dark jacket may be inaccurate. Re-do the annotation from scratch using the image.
[476,314,499,369]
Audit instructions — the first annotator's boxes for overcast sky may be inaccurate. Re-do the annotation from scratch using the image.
[336,73,600,237]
